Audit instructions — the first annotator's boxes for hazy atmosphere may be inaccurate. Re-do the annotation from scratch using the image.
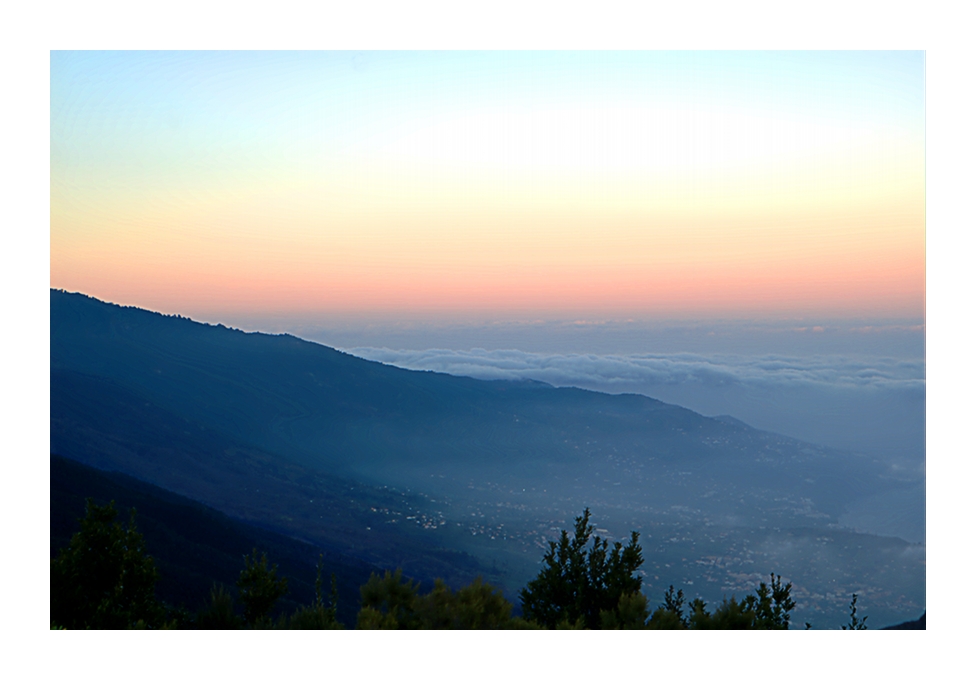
[348,332,924,460]
[51,50,926,475]
[51,51,925,461]
[52,51,924,322]
[49,49,926,634]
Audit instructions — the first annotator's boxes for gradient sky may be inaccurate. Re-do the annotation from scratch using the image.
[51,51,925,323]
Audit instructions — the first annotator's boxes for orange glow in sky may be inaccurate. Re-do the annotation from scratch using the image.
[51,51,925,323]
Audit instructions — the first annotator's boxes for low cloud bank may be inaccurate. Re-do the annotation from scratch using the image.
[347,347,924,395]
[345,347,925,464]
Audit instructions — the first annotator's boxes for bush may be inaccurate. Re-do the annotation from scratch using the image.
[357,569,536,629]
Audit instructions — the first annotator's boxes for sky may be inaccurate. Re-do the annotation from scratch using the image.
[51,51,925,325]
[13,5,973,668]
[49,50,927,470]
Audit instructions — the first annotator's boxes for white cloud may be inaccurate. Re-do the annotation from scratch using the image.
[343,346,925,463]
[345,347,924,394]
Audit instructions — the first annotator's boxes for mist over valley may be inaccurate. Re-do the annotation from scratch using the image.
[50,290,924,629]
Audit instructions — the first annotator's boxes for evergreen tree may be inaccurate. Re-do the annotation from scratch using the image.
[196,583,242,629]
[599,591,651,629]
[750,573,796,629]
[841,593,868,630]
[51,499,163,629]
[236,548,288,626]
[357,569,420,629]
[647,585,686,629]
[286,555,342,629]
[519,508,643,629]
[650,573,796,630]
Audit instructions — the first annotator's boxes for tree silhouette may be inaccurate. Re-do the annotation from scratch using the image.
[236,548,288,626]
[651,573,796,630]
[51,499,162,629]
[357,569,538,629]
[196,583,242,629]
[519,508,643,629]
[286,554,342,629]
[841,593,868,630]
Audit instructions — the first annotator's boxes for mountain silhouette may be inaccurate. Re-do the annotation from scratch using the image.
[50,289,923,627]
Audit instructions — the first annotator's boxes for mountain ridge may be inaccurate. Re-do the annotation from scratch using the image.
[49,289,924,628]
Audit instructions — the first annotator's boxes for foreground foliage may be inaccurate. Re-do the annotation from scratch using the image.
[841,592,869,630]
[645,575,795,629]
[518,508,797,629]
[52,500,876,630]
[237,548,289,626]
[357,569,539,629]
[520,508,643,629]
[50,500,164,629]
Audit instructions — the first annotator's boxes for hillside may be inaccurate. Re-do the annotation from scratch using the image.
[52,455,382,627]
[51,289,885,511]
[49,289,924,628]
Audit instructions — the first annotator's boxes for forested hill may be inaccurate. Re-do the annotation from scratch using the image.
[51,288,881,509]
[51,288,698,476]
[50,289,922,628]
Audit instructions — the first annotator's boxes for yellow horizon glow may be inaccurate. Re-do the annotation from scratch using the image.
[51,51,925,322]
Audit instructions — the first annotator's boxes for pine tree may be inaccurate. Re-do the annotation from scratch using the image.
[196,583,242,629]
[236,548,288,627]
[519,508,644,629]
[652,573,796,630]
[841,593,868,630]
[50,499,162,629]
[287,554,342,629]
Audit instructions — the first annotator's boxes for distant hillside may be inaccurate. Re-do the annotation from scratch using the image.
[50,289,884,513]
[712,415,752,429]
[49,289,924,628]
[882,612,926,630]
[51,368,494,590]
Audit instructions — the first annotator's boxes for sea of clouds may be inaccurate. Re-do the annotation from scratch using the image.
[344,346,925,472]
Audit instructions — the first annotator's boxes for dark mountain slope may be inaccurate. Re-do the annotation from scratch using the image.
[50,290,923,628]
[51,368,493,589]
[882,612,925,630]
[51,455,381,627]
[50,289,886,518]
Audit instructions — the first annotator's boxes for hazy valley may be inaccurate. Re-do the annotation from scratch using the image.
[50,289,924,629]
